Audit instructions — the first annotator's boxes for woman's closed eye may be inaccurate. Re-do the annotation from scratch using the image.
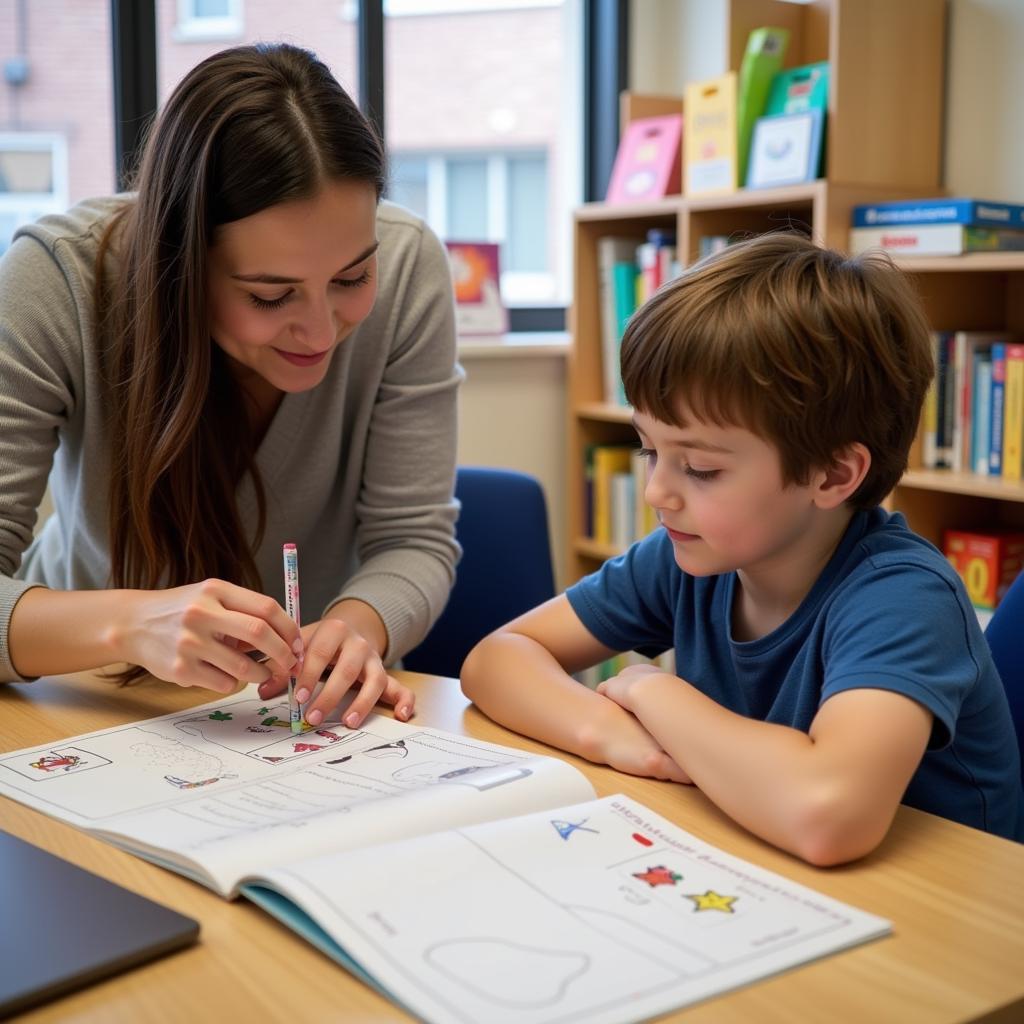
[247,270,372,312]
[248,291,291,311]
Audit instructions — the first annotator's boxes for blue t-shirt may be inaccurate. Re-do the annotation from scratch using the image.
[567,509,1024,842]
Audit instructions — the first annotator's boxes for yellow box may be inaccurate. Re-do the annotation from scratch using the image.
[943,530,1024,610]
[684,72,738,197]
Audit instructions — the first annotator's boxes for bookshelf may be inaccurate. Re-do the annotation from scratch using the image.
[566,0,1024,581]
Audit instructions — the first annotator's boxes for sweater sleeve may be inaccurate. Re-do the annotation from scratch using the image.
[0,235,82,681]
[329,218,463,662]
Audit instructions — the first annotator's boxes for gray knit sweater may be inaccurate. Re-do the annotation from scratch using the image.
[0,197,462,681]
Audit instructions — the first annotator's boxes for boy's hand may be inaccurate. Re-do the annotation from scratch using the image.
[578,693,692,784]
[596,663,674,714]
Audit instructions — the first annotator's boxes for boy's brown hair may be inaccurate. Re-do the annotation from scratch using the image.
[620,231,934,508]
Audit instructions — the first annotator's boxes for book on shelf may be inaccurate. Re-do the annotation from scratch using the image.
[0,687,892,1024]
[586,444,661,548]
[952,332,1004,473]
[597,236,639,407]
[849,223,1024,257]
[972,353,994,476]
[591,445,634,544]
[990,343,1007,476]
[852,197,1024,230]
[920,332,1024,479]
[597,233,679,407]
[1003,344,1024,481]
[605,113,682,204]
[445,241,508,335]
[635,228,678,304]
[943,529,1024,609]
[735,26,790,185]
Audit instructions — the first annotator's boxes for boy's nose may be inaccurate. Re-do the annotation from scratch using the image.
[644,467,681,511]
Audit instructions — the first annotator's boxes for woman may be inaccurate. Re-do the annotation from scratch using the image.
[0,43,461,730]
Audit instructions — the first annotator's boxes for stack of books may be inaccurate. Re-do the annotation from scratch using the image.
[849,198,1024,256]
[597,230,680,406]
[923,332,1024,479]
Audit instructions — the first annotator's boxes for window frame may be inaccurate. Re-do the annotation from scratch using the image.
[0,132,69,253]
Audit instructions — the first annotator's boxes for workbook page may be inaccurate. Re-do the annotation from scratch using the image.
[0,687,595,896]
[253,795,891,1024]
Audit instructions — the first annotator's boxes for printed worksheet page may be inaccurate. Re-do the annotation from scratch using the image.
[252,794,891,1024]
[0,686,595,896]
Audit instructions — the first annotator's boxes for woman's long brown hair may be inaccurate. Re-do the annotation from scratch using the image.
[96,44,385,681]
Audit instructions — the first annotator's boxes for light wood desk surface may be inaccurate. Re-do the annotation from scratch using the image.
[2,671,1023,1024]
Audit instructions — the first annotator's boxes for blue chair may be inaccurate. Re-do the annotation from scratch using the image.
[403,467,556,678]
[985,569,1024,782]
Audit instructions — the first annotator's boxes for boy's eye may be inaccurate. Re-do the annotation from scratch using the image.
[635,447,656,460]
[685,466,719,482]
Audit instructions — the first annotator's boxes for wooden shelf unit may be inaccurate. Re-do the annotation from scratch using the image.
[566,0,1024,579]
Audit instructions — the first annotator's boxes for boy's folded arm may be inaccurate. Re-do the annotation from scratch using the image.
[460,595,661,768]
[626,676,931,865]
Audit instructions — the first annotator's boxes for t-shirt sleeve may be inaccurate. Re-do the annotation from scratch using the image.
[565,529,677,657]
[821,561,984,749]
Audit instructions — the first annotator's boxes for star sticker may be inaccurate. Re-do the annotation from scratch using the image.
[685,889,738,913]
[633,865,683,887]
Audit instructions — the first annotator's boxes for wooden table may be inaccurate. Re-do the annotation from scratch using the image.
[3,671,1023,1023]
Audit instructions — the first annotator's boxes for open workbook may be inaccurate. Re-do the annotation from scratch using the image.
[1,685,890,1024]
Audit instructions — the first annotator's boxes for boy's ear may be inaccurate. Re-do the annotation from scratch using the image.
[813,443,871,509]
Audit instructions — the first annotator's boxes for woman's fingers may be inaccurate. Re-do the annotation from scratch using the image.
[380,675,415,721]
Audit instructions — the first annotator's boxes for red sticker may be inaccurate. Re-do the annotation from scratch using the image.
[632,833,653,847]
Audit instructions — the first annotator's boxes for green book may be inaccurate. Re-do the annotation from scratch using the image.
[736,26,789,186]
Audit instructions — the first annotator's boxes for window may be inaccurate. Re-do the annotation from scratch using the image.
[173,0,245,42]
[0,134,68,254]
[385,0,581,308]
[0,4,114,253]
[158,0,358,106]
[390,150,551,302]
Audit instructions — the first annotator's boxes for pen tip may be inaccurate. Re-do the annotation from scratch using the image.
[291,722,303,734]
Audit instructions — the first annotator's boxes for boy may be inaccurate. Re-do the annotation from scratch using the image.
[461,232,1023,865]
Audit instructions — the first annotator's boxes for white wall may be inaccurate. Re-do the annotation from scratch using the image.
[456,343,569,587]
[630,0,723,95]
[630,0,1024,202]
[944,0,1024,202]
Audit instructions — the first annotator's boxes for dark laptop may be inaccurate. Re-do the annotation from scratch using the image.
[0,830,199,1017]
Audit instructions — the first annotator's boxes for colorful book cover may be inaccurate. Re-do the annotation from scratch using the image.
[936,333,955,469]
[606,114,683,203]
[953,333,1000,472]
[849,224,1024,256]
[852,198,1024,229]
[765,61,829,117]
[921,332,941,468]
[972,353,993,476]
[684,72,737,196]
[990,343,1006,476]
[612,260,639,364]
[1002,344,1024,482]
[736,27,789,185]
[445,241,507,335]
[597,237,639,407]
[592,446,634,544]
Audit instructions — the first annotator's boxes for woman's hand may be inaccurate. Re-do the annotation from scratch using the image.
[578,690,692,784]
[258,617,415,729]
[122,579,302,693]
